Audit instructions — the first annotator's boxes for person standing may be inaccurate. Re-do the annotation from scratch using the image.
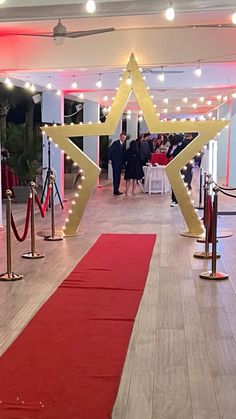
[124,140,144,195]
[108,132,126,195]
[139,133,151,167]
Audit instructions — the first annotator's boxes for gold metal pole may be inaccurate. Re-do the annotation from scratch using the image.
[0,190,23,281]
[45,175,63,241]
[194,175,220,259]
[22,182,45,259]
[200,187,228,280]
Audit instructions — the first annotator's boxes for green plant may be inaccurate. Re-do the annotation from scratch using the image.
[3,122,42,185]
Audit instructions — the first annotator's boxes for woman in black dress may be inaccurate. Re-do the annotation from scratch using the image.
[124,140,144,195]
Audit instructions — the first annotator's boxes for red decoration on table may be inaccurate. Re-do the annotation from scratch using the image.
[150,152,171,166]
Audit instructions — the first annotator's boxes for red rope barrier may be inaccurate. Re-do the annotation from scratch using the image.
[35,185,51,218]
[11,196,32,242]
[207,195,213,244]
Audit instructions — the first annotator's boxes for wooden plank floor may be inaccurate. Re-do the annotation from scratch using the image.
[0,173,236,419]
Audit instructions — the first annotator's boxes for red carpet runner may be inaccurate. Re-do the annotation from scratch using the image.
[0,234,156,419]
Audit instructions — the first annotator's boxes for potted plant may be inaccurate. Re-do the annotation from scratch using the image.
[3,122,42,202]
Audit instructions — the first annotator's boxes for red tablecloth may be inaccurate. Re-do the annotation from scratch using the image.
[1,162,19,195]
[150,152,171,166]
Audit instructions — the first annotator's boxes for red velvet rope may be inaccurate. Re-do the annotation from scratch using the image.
[11,196,32,242]
[35,185,51,218]
[206,195,213,244]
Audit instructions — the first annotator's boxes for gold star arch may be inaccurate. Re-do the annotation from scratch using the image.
[43,53,228,237]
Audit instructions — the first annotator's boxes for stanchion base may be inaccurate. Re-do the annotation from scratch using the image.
[44,235,63,241]
[198,230,232,242]
[199,271,229,280]
[180,230,204,238]
[217,229,233,238]
[22,252,45,259]
[194,251,213,259]
[0,272,23,281]
[197,238,218,243]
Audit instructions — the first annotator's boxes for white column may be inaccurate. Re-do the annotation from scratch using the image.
[83,100,99,165]
[41,91,64,203]
[126,113,138,146]
[229,99,236,186]
[0,146,2,229]
[108,119,122,180]
[217,102,230,182]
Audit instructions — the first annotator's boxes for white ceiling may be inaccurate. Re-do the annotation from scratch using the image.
[1,1,236,119]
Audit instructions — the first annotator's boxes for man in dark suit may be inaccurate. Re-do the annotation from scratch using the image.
[108,132,126,195]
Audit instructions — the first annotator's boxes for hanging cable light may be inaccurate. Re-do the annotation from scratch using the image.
[158,67,165,82]
[86,0,96,13]
[46,76,52,90]
[194,62,202,77]
[24,78,31,89]
[165,1,175,21]
[30,83,36,92]
[71,76,78,89]
[96,73,102,88]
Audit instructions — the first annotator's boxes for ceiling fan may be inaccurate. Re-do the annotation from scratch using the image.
[0,19,115,45]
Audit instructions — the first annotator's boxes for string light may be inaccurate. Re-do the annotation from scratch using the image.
[30,83,36,92]
[176,105,181,112]
[192,103,197,109]
[4,76,13,89]
[24,78,31,89]
[183,97,188,103]
[56,89,62,96]
[165,1,175,21]
[223,95,228,101]
[79,93,84,99]
[46,77,52,90]
[206,100,212,105]
[194,62,202,77]
[199,96,204,103]
[86,0,96,13]
[216,95,222,101]
[163,98,169,104]
[96,73,102,88]
[163,108,168,113]
[158,68,165,82]
[71,76,78,89]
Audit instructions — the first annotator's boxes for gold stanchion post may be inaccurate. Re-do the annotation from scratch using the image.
[22,182,45,259]
[0,190,23,281]
[44,175,63,241]
[200,187,229,280]
[194,175,220,260]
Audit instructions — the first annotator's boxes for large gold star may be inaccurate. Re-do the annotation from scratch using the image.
[43,53,228,237]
